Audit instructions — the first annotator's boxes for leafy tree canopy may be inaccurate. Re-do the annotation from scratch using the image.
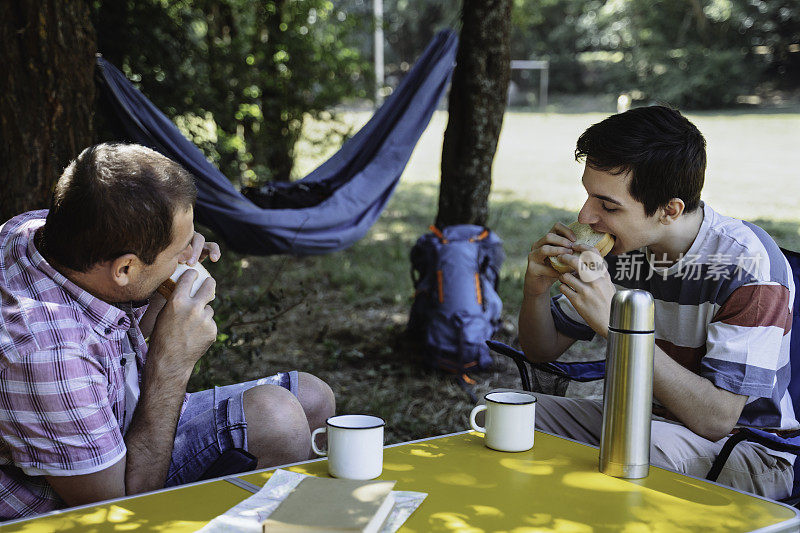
[96,0,370,184]
[92,0,798,191]
[511,0,800,108]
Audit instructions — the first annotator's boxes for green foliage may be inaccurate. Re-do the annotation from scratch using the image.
[381,0,461,80]
[95,0,370,184]
[510,0,800,109]
[512,0,608,93]
[595,0,761,108]
[631,46,757,108]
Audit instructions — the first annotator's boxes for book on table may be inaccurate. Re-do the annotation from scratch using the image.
[261,476,396,532]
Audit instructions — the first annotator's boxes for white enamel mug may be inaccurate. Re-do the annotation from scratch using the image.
[470,391,537,452]
[157,261,212,298]
[311,414,385,480]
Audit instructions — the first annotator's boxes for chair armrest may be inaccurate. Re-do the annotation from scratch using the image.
[485,340,532,391]
[486,340,607,391]
[706,428,800,488]
[548,360,606,382]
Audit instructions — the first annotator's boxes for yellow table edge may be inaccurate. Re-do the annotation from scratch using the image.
[3,429,799,532]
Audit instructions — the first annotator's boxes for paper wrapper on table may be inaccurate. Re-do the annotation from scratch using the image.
[196,469,427,533]
[261,476,395,532]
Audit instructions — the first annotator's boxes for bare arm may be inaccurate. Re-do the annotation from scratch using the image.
[122,345,200,493]
[518,222,580,362]
[653,346,747,441]
[46,270,217,504]
[519,291,577,362]
[548,250,746,441]
[45,356,190,505]
[45,459,125,506]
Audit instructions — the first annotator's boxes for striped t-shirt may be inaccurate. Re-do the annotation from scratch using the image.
[552,202,798,430]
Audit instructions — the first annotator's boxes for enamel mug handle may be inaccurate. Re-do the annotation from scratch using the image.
[311,427,327,456]
[470,404,487,433]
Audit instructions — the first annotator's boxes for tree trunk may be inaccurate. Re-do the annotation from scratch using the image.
[435,0,511,228]
[256,0,295,183]
[0,0,96,222]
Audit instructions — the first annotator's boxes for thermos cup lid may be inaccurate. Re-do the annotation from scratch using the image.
[609,289,655,332]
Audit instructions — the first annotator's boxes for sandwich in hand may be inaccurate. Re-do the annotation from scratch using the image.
[549,221,615,274]
[157,262,212,298]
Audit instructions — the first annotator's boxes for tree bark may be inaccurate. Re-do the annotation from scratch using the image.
[0,0,96,222]
[435,0,511,228]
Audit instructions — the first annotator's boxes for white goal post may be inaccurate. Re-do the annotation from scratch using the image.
[510,60,549,109]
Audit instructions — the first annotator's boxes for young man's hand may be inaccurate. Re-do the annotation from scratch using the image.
[524,222,577,297]
[554,245,616,338]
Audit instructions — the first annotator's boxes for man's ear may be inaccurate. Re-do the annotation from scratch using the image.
[659,198,686,225]
[109,254,140,287]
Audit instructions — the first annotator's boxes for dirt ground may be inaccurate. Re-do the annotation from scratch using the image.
[189,248,607,445]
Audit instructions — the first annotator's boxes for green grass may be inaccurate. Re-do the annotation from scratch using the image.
[191,109,800,444]
[298,108,800,221]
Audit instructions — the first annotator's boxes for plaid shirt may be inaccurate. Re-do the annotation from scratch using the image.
[0,211,149,520]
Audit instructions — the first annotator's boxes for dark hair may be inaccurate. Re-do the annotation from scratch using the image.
[575,105,706,217]
[41,143,197,272]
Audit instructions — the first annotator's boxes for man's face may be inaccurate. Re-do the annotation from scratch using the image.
[577,165,662,255]
[124,207,195,301]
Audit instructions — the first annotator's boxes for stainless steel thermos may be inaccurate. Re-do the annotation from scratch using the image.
[599,289,655,479]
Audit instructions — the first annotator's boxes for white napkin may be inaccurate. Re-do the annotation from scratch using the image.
[196,469,427,533]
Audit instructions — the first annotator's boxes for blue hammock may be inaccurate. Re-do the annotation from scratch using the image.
[97,30,457,255]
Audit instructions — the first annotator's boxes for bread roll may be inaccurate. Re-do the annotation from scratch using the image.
[549,222,615,274]
[157,262,212,298]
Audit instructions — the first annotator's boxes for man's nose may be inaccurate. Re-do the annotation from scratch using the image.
[578,202,598,225]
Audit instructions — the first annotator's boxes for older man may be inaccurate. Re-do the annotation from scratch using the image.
[0,143,335,519]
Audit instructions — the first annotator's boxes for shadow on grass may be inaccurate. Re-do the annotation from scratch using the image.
[189,183,800,444]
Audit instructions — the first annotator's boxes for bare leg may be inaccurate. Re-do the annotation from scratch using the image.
[243,384,311,468]
[296,372,336,433]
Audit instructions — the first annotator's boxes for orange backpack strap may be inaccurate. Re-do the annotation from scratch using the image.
[469,228,490,242]
[474,272,483,305]
[429,225,449,244]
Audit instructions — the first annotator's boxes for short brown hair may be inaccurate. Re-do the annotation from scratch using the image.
[41,143,197,272]
[575,105,706,217]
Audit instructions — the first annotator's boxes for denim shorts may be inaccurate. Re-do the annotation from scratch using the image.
[164,371,299,487]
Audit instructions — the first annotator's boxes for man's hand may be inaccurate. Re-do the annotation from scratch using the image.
[141,232,220,339]
[186,231,221,266]
[123,269,217,495]
[553,245,616,338]
[519,222,582,361]
[524,222,577,297]
[149,269,217,379]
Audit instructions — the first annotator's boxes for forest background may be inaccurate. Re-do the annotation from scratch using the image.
[2,0,799,442]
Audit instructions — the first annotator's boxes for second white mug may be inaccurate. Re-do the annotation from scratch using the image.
[311,414,385,480]
[470,391,537,452]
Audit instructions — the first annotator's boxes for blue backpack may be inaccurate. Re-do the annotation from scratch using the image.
[408,225,505,382]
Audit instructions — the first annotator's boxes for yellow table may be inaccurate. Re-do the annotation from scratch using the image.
[3,431,798,532]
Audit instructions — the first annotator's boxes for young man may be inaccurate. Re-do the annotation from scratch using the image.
[520,106,796,499]
[0,144,335,520]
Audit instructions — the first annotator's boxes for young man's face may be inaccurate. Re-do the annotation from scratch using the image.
[577,165,663,255]
[126,206,195,301]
